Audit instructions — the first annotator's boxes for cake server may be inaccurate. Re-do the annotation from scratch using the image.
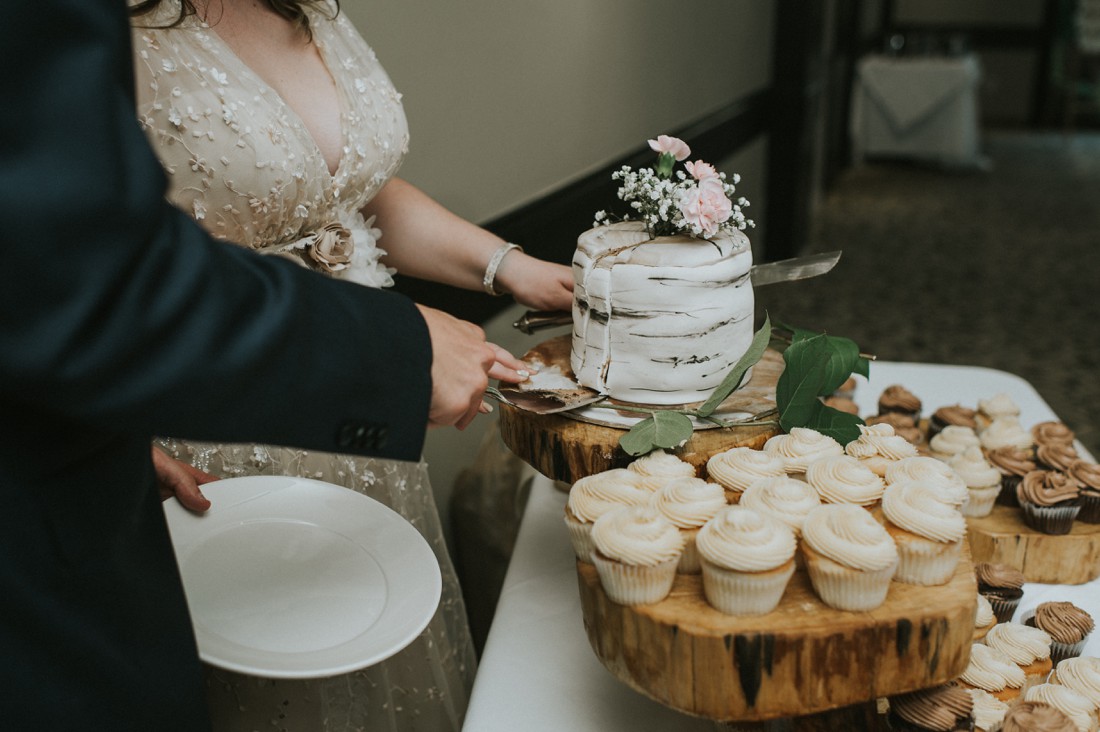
[512,250,842,333]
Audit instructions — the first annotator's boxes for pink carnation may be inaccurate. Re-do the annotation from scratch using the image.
[647,135,691,161]
[678,179,732,237]
[685,160,719,181]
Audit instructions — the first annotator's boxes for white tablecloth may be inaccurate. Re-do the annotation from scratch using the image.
[851,53,983,167]
[464,362,1099,731]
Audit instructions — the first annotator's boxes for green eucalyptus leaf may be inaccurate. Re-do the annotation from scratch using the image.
[618,410,695,456]
[819,335,861,395]
[620,416,658,456]
[804,403,865,444]
[776,335,829,429]
[696,314,772,417]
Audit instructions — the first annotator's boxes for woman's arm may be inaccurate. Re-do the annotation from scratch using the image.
[365,178,574,312]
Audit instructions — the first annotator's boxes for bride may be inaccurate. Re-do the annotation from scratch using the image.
[128,1,572,729]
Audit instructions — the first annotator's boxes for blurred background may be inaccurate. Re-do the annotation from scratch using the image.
[347,0,1100,646]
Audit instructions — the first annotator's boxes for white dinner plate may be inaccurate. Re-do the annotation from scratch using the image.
[164,475,441,678]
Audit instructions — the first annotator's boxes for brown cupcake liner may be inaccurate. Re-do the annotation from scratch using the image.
[1077,492,1100,524]
[983,594,1021,623]
[995,475,1022,507]
[1019,502,1080,535]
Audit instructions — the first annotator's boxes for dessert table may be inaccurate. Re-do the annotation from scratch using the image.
[463,361,1100,731]
[850,53,984,167]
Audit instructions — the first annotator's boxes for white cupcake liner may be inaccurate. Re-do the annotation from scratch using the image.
[700,558,794,615]
[961,485,1001,517]
[592,553,679,606]
[892,534,962,586]
[677,529,702,574]
[804,549,897,611]
[564,515,596,563]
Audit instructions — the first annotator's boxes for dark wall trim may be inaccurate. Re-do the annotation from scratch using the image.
[392,88,772,324]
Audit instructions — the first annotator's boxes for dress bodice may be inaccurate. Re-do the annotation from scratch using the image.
[131,2,407,286]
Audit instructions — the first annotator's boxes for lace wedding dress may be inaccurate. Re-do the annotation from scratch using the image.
[131,5,476,730]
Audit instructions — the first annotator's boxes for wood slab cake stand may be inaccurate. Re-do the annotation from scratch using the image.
[966,506,1100,584]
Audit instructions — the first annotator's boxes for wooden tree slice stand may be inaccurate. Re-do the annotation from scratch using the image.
[577,546,977,723]
[966,506,1100,584]
[498,336,783,485]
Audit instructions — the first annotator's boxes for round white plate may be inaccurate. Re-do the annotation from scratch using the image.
[164,475,441,679]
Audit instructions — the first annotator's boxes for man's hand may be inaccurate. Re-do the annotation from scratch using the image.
[151,445,218,513]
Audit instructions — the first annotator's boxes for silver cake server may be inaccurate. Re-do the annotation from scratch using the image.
[513,250,842,333]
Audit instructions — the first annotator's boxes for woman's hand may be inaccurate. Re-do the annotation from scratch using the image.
[151,445,219,513]
[493,252,574,312]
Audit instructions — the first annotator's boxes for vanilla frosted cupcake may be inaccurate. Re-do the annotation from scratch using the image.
[628,449,697,492]
[649,477,727,573]
[967,688,1009,732]
[981,416,1035,453]
[800,504,898,611]
[985,622,1054,682]
[886,456,970,507]
[975,593,997,641]
[590,505,684,606]
[762,427,844,480]
[739,476,821,537]
[1023,684,1098,732]
[977,394,1022,433]
[845,422,918,477]
[564,469,650,562]
[1051,657,1100,707]
[696,506,797,615]
[960,643,1027,702]
[881,480,967,585]
[929,424,983,463]
[950,447,1004,517]
[806,454,885,507]
[705,446,786,502]
[1026,602,1095,664]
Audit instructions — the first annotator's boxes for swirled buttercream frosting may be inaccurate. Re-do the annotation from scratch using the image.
[960,643,1026,691]
[1031,601,1095,645]
[591,505,684,567]
[1032,421,1076,447]
[967,688,1008,732]
[566,469,649,523]
[975,594,995,628]
[980,417,1034,451]
[696,506,796,572]
[806,455,885,506]
[1017,470,1080,507]
[975,563,1025,594]
[845,423,919,461]
[949,447,1003,490]
[1023,685,1097,732]
[865,413,923,445]
[886,456,970,504]
[627,449,696,490]
[739,477,821,535]
[987,447,1037,478]
[763,428,844,474]
[930,425,982,458]
[889,683,973,732]
[649,477,727,529]
[1069,460,1100,491]
[984,622,1052,664]
[1052,657,1100,707]
[1036,443,1081,473]
[801,504,898,572]
[882,481,967,543]
[978,393,1021,421]
[933,405,978,430]
[1003,701,1077,732]
[706,447,786,493]
[878,384,922,415]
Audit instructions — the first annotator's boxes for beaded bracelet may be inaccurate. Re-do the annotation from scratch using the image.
[482,242,523,296]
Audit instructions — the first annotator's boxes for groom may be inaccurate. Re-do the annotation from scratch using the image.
[0,1,499,729]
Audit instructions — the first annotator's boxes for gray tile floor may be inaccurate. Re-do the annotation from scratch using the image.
[758,131,1100,458]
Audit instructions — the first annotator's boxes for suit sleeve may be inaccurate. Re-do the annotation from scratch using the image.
[0,0,433,462]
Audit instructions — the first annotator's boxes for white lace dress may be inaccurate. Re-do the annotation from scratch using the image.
[131,5,475,730]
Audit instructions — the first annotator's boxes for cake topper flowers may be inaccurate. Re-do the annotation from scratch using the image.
[593,134,753,239]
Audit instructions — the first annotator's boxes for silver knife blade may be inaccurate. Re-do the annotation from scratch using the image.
[512,250,842,333]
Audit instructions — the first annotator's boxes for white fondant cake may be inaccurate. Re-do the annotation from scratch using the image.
[570,220,754,405]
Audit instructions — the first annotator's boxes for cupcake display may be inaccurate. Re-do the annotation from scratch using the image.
[1002,700,1078,731]
[976,562,1027,622]
[696,506,797,615]
[966,688,1009,732]
[649,476,727,573]
[865,412,924,448]
[878,384,923,423]
[1017,470,1082,535]
[845,422,919,477]
[762,427,844,480]
[959,643,1027,702]
[627,448,697,492]
[949,447,1004,518]
[976,393,1022,433]
[1023,684,1099,732]
[1037,443,1082,474]
[705,446,786,502]
[980,416,1035,453]
[983,622,1054,683]
[564,468,650,562]
[885,456,970,507]
[930,404,979,440]
[1032,421,1078,448]
[738,476,821,537]
[800,504,898,611]
[886,682,974,732]
[881,481,967,586]
[590,505,684,606]
[1026,602,1096,665]
[1050,657,1100,707]
[805,454,886,507]
[929,425,982,463]
[1069,461,1100,524]
[986,447,1037,508]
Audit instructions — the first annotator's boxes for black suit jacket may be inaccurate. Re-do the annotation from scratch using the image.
[1,2,434,729]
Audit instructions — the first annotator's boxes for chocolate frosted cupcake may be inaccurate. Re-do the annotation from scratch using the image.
[879,384,923,423]
[866,412,924,448]
[834,375,858,400]
[975,562,1026,622]
[1068,460,1100,523]
[1002,701,1077,732]
[1025,601,1095,665]
[929,404,978,440]
[1036,443,1081,474]
[1032,421,1077,448]
[987,447,1038,508]
[887,683,974,732]
[1017,470,1081,535]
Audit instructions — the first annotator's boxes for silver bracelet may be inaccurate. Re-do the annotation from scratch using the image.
[482,242,523,296]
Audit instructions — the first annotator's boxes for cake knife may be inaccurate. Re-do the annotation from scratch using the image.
[512,250,842,334]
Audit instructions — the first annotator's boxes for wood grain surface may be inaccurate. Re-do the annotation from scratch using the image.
[967,505,1100,584]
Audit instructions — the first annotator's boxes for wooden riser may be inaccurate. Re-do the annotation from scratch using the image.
[967,505,1100,584]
